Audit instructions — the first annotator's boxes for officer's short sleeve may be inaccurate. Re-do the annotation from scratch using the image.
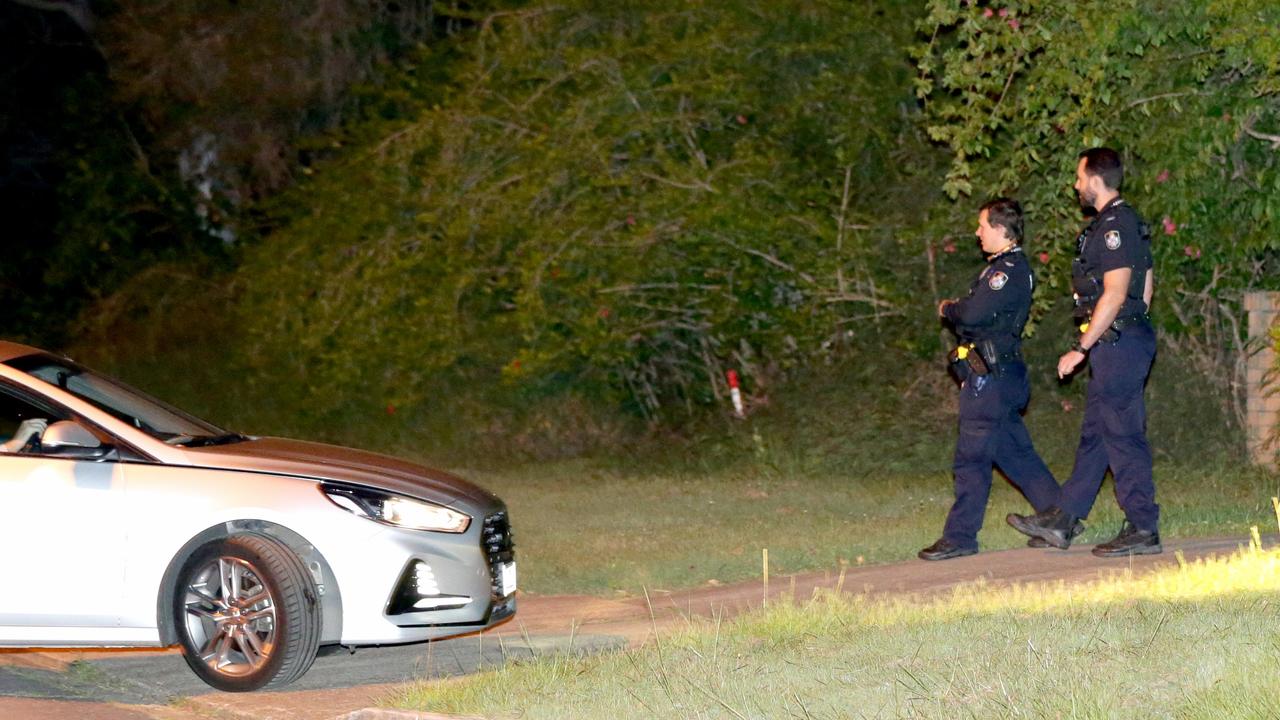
[1093,212,1144,273]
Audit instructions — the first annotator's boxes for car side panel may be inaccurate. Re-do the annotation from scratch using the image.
[118,463,379,633]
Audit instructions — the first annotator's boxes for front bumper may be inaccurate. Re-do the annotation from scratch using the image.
[321,506,516,645]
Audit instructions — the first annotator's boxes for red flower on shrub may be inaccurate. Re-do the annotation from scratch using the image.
[1183,245,1201,259]
[1038,251,1050,264]
[1162,216,1177,235]
[1156,169,1170,183]
[983,7,994,17]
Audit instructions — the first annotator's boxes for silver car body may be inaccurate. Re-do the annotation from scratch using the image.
[0,342,516,649]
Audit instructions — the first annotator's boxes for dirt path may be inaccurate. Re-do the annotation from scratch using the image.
[496,534,1259,646]
[1,534,1262,720]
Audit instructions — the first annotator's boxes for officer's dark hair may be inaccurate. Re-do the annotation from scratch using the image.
[1078,147,1124,190]
[979,197,1023,244]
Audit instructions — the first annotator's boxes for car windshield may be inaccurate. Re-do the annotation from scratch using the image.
[4,354,244,446]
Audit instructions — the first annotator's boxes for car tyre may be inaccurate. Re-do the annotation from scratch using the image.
[173,532,321,692]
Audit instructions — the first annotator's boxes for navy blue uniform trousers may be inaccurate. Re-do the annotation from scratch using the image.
[1058,322,1159,532]
[943,363,1060,547]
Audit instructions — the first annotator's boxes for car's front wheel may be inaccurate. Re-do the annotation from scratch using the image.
[173,532,321,692]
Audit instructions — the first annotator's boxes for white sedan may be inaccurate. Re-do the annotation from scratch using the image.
[0,341,516,691]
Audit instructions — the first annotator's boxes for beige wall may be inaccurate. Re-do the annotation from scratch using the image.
[1245,291,1280,466]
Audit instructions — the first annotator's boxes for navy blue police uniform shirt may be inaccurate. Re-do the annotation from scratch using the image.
[942,246,1033,351]
[1078,198,1152,318]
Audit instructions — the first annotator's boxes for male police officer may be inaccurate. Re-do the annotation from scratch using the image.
[919,198,1062,561]
[1007,148,1161,557]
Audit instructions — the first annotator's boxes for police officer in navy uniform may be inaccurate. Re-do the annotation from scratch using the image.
[919,198,1062,561]
[1007,147,1161,557]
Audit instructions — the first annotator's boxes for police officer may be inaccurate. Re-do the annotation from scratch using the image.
[919,198,1061,561]
[1007,147,1161,557]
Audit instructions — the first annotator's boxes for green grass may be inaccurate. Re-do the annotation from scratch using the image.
[388,544,1280,719]
[467,453,1279,597]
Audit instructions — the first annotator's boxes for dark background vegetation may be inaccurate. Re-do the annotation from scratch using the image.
[3,0,1278,467]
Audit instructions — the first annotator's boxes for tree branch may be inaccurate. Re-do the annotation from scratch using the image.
[715,236,814,284]
[989,48,1024,122]
[1244,126,1280,150]
[1125,91,1203,109]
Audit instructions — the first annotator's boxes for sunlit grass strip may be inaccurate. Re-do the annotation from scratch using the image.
[388,544,1280,719]
[872,535,1280,623]
[738,538,1280,637]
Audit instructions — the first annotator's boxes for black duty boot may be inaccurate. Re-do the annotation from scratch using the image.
[1091,520,1162,557]
[918,538,979,561]
[1028,519,1085,548]
[1006,507,1078,550]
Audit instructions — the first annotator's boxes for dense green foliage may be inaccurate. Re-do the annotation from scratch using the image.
[64,0,1280,460]
[236,0,937,426]
[915,0,1280,424]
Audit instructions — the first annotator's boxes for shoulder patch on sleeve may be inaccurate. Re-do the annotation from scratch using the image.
[988,271,1008,290]
[1104,230,1122,250]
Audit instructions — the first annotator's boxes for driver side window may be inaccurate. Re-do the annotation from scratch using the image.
[0,386,66,454]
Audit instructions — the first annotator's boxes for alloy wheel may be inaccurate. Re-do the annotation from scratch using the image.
[180,556,277,677]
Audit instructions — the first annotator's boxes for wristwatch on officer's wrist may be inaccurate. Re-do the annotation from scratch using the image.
[1070,340,1088,354]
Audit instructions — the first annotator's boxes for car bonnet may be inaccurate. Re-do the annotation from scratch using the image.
[178,437,499,509]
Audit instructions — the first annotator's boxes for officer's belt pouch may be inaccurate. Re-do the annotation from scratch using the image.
[1079,317,1123,345]
[953,343,989,376]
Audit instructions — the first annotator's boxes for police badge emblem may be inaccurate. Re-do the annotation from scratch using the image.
[988,271,1008,290]
[1104,230,1122,250]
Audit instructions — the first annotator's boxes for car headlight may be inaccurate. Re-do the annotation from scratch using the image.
[321,484,471,533]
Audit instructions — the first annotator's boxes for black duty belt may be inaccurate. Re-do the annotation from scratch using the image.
[1078,313,1149,334]
[1076,313,1149,345]
[950,340,1022,378]
[986,350,1023,364]
[1111,313,1150,330]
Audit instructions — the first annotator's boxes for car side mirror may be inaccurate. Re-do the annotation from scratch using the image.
[42,420,113,459]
